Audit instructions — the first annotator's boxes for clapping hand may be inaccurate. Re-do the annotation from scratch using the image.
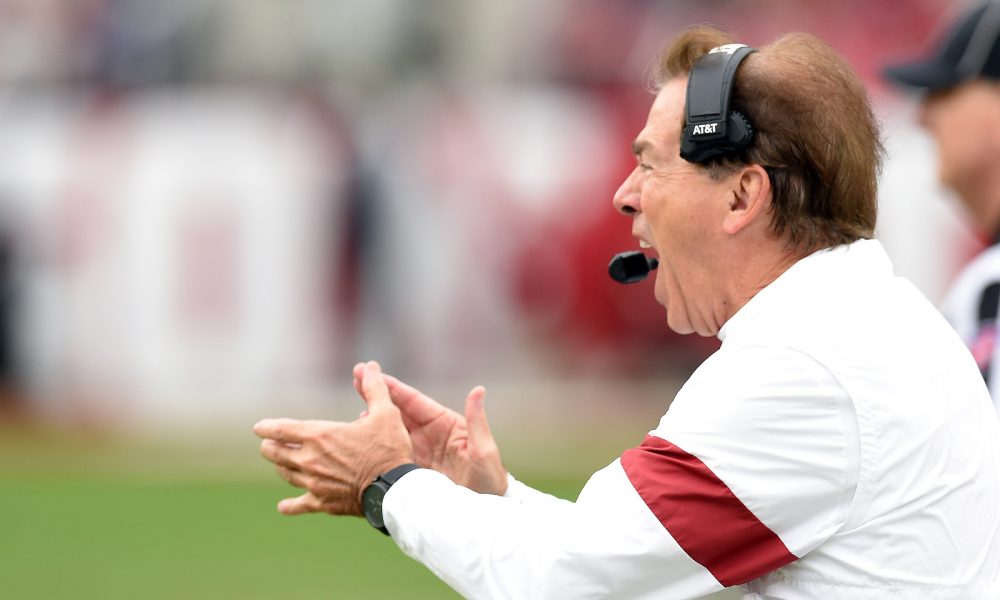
[255,361,414,515]
[353,363,508,496]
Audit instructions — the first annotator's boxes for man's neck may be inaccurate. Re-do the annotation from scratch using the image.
[716,239,805,332]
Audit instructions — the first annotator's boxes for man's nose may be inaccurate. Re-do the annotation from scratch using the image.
[613,170,640,216]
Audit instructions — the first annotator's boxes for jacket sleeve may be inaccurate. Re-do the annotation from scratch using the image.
[383,345,856,599]
[501,474,574,509]
[385,463,726,599]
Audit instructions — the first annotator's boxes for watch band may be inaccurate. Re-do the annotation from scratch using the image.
[363,463,422,535]
[380,463,422,486]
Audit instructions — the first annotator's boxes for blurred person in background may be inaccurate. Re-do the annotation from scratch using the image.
[884,0,1000,408]
[256,25,1000,599]
[0,219,20,415]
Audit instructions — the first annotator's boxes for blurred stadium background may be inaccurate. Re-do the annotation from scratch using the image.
[0,0,981,598]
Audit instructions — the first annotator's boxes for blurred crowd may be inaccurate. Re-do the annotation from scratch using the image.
[0,0,969,426]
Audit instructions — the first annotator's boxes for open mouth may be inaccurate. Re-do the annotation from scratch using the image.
[638,239,660,259]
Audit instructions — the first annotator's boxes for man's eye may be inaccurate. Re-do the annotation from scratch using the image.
[639,162,654,171]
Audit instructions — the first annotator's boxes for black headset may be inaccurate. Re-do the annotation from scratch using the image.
[680,44,757,164]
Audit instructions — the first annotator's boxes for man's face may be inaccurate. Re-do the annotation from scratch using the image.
[918,81,1000,227]
[612,77,736,336]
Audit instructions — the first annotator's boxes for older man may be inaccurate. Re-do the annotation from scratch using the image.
[884,1,1000,406]
[257,26,1000,599]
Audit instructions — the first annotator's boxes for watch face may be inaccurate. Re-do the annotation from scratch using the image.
[362,484,386,529]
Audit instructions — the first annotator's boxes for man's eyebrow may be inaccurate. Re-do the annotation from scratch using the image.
[631,139,648,157]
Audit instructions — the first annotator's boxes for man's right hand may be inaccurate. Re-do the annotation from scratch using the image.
[353,363,508,495]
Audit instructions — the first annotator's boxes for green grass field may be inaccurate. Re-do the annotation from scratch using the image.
[0,423,599,599]
[0,421,738,599]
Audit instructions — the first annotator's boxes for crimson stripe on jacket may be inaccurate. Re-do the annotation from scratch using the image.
[620,434,797,586]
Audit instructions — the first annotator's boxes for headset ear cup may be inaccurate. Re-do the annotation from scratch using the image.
[727,111,754,152]
[680,112,755,165]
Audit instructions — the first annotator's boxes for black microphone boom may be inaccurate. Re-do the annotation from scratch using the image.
[608,251,659,284]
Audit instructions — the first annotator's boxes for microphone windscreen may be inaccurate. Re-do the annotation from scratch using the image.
[608,251,657,284]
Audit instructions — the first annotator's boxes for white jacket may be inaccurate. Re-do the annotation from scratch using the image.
[385,239,1000,599]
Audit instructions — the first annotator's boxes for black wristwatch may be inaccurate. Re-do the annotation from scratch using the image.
[362,463,422,535]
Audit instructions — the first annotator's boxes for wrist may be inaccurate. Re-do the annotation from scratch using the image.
[361,463,422,535]
[357,454,415,505]
[496,470,510,495]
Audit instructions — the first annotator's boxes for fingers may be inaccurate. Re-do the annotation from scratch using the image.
[278,491,359,517]
[254,418,308,444]
[383,374,447,425]
[259,439,301,469]
[352,362,365,397]
[278,491,322,515]
[276,465,312,489]
[275,465,353,499]
[352,360,448,425]
[464,385,494,443]
[359,361,392,412]
[273,461,360,514]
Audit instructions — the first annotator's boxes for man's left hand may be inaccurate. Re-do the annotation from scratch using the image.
[254,361,414,516]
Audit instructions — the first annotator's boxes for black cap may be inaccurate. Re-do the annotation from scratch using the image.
[884,1,1000,90]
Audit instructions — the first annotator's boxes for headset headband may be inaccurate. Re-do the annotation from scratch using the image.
[680,43,757,164]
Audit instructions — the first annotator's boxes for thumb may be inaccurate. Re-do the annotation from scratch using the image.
[360,361,392,412]
[464,386,493,444]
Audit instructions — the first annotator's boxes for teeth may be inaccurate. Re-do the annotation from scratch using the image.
[639,240,651,249]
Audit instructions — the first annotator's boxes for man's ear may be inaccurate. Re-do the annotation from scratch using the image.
[722,164,771,235]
